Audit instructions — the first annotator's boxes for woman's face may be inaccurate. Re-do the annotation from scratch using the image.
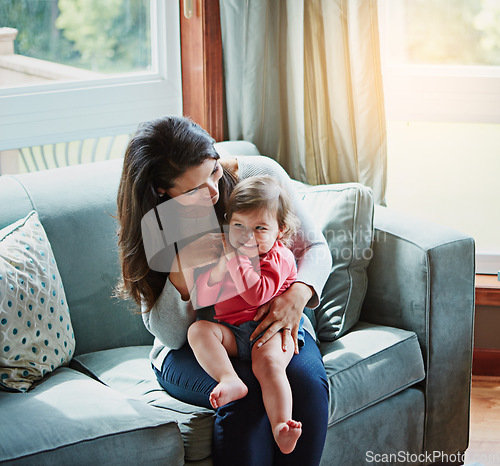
[164,158,222,207]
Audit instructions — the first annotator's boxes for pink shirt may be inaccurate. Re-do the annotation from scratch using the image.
[196,241,297,325]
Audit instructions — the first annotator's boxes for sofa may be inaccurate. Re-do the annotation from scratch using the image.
[0,141,475,465]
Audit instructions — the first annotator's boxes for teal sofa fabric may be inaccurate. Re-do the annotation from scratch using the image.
[0,162,153,355]
[70,322,425,463]
[295,182,374,341]
[72,346,216,463]
[0,368,184,465]
[0,141,474,465]
[362,206,476,458]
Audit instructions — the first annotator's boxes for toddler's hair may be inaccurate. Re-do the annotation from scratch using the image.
[226,175,300,247]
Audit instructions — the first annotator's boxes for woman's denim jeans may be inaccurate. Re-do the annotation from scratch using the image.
[153,331,329,466]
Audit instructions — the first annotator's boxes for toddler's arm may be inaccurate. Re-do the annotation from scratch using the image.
[226,249,295,307]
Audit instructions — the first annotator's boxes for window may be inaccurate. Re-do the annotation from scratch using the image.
[0,0,182,151]
[379,0,500,274]
[0,0,153,88]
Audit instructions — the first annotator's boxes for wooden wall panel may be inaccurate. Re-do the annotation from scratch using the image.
[180,0,224,141]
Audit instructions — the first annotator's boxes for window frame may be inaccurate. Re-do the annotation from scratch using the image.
[378,0,500,274]
[378,0,500,124]
[0,0,182,151]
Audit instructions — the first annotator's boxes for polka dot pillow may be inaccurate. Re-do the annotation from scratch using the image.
[0,211,75,392]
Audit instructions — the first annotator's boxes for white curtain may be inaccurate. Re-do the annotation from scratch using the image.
[220,0,387,204]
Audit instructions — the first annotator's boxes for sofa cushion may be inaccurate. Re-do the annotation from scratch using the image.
[0,367,184,465]
[0,211,75,392]
[72,322,425,462]
[73,346,215,463]
[296,183,374,342]
[5,161,154,356]
[321,321,425,424]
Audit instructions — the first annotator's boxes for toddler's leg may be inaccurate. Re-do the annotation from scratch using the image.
[188,321,248,409]
[251,332,302,454]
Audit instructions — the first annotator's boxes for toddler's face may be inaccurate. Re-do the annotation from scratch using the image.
[228,208,281,257]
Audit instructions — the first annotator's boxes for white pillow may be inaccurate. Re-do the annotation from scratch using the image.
[0,211,75,392]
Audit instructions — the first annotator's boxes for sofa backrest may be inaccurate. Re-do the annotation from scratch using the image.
[0,160,153,355]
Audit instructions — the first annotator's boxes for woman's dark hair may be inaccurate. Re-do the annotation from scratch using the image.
[116,115,237,311]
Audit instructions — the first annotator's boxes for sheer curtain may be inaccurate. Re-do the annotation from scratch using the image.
[220,0,387,204]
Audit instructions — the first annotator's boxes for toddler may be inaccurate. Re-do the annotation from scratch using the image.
[188,175,304,455]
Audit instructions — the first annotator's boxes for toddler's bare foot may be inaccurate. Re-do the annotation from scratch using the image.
[274,419,302,454]
[209,377,248,409]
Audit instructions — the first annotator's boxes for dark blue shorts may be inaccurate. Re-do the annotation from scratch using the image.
[220,316,305,361]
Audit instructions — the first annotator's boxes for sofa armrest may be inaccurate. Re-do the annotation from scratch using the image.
[361,205,475,456]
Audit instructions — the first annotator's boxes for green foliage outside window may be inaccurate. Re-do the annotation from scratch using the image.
[0,0,151,73]
[396,0,500,66]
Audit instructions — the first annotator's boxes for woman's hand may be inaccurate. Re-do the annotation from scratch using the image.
[176,233,224,270]
[250,282,314,354]
[169,232,224,299]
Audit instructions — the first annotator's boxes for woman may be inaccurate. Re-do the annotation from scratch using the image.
[116,115,331,466]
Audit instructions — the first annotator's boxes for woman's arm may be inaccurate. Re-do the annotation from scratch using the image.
[169,231,225,299]
[145,233,224,349]
[142,277,197,350]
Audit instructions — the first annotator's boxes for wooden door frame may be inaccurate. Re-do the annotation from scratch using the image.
[180,0,224,142]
